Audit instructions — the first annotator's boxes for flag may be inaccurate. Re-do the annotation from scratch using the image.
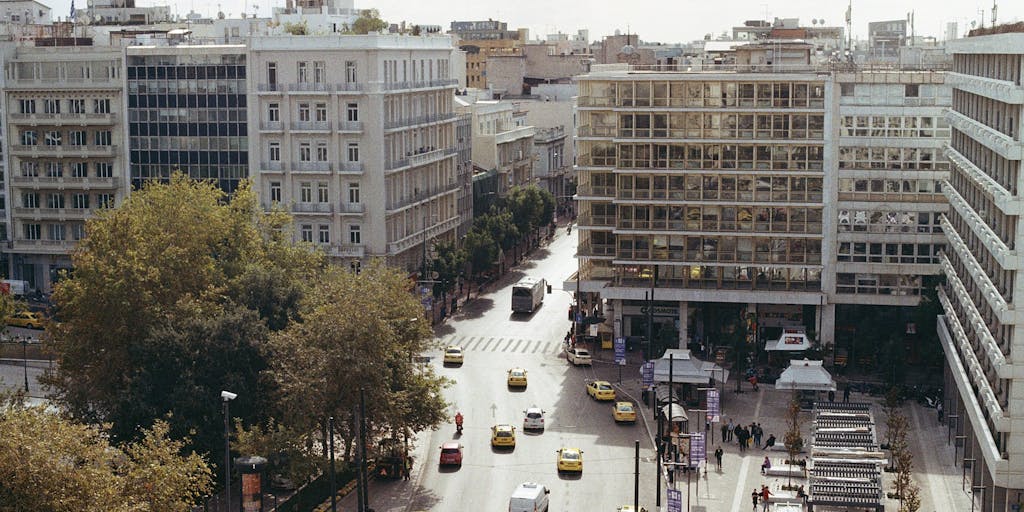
[69,0,76,20]
[845,2,851,24]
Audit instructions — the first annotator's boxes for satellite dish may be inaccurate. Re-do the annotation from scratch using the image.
[812,19,818,26]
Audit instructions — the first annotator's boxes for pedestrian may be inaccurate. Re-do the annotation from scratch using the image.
[753,423,763,448]
[760,485,773,512]
[937,402,945,423]
[727,419,735,442]
[843,384,851,402]
[828,389,835,402]
[760,456,772,474]
[751,489,759,510]
[402,456,412,481]
[714,446,724,471]
[721,422,729,443]
[763,434,776,450]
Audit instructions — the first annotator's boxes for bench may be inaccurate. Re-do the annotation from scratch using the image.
[765,463,806,478]
[767,491,798,503]
[767,444,805,453]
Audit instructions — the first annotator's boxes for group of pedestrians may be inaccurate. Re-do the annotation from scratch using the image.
[721,419,767,452]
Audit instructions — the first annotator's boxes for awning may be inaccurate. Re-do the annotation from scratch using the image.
[647,349,729,384]
[767,330,812,351]
[775,360,837,392]
[660,403,689,423]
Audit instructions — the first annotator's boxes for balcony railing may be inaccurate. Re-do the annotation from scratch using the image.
[575,185,615,197]
[13,207,92,219]
[260,121,283,131]
[9,144,118,156]
[329,244,365,258]
[288,82,331,93]
[292,203,333,214]
[9,112,116,124]
[291,161,332,172]
[9,176,118,188]
[262,161,284,171]
[383,78,458,91]
[334,82,363,93]
[339,203,365,214]
[386,147,456,171]
[290,121,331,131]
[338,121,363,132]
[257,83,284,92]
[384,112,457,130]
[339,162,363,174]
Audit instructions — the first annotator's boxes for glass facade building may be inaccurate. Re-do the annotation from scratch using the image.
[126,48,248,193]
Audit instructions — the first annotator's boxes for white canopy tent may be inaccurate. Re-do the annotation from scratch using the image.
[648,349,730,384]
[766,329,812,352]
[660,403,689,424]
[775,359,837,392]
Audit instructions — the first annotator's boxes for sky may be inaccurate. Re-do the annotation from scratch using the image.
[55,0,1024,44]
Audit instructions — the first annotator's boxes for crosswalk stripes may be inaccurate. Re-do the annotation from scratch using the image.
[437,335,563,355]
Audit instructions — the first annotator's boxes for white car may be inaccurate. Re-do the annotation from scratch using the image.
[523,407,546,431]
[566,347,592,366]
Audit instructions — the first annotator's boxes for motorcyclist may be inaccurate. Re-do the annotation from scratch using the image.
[455,412,464,432]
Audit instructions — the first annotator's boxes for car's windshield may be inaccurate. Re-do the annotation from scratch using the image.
[527,412,541,418]
[562,451,579,459]
[599,384,612,390]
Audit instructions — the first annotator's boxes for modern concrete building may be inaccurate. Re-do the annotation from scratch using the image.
[125,45,248,193]
[456,98,535,196]
[868,19,907,58]
[247,34,460,273]
[939,30,1024,511]
[2,45,126,291]
[485,43,592,97]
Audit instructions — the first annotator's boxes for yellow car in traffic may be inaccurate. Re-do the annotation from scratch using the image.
[556,447,583,473]
[491,424,516,448]
[586,380,616,401]
[443,345,464,365]
[6,311,44,329]
[613,401,637,423]
[507,368,528,388]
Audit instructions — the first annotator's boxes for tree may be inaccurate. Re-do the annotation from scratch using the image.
[0,397,212,511]
[43,175,323,475]
[262,261,449,470]
[348,9,387,34]
[463,229,497,283]
[783,395,804,489]
[431,240,465,304]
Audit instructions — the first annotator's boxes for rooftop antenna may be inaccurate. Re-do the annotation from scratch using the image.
[991,1,998,26]
[844,0,852,51]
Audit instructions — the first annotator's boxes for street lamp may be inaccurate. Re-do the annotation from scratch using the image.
[221,390,237,512]
[20,336,29,393]
[328,416,337,512]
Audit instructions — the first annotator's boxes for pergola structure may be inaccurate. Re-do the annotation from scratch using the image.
[807,402,885,511]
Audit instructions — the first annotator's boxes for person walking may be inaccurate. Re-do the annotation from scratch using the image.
[753,423,763,448]
[937,402,945,423]
[714,446,724,471]
[828,389,835,402]
[751,489,759,510]
[843,384,851,402]
[727,418,735,442]
[760,485,773,512]
[721,422,729,444]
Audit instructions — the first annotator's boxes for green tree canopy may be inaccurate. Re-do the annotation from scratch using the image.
[348,8,388,34]
[0,399,211,511]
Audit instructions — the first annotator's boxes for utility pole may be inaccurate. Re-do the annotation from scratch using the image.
[634,440,640,510]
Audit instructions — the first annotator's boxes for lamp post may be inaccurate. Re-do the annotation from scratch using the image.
[220,390,238,512]
[328,416,337,512]
[20,336,29,393]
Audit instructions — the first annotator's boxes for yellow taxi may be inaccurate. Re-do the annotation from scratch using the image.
[617,507,648,512]
[507,368,528,388]
[490,424,516,448]
[613,401,637,423]
[586,380,616,401]
[443,345,464,365]
[556,447,583,473]
[6,311,44,329]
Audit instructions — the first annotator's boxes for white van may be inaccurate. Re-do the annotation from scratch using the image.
[509,482,550,512]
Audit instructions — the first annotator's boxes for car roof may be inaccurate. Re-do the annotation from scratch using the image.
[525,406,542,412]
[510,367,526,373]
[560,447,581,454]
[616,401,633,408]
[494,424,513,430]
[441,441,461,449]
[593,380,611,385]
[446,345,461,350]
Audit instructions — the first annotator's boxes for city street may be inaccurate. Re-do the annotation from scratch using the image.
[404,228,660,511]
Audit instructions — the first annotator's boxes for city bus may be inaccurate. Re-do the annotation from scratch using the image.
[511,278,546,314]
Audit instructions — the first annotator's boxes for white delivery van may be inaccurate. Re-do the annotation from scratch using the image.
[509,482,550,512]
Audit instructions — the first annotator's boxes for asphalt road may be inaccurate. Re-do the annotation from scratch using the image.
[407,230,660,511]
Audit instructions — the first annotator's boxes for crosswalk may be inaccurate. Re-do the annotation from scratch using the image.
[435,335,563,355]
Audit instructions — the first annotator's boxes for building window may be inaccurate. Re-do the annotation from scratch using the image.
[349,224,361,244]
[45,162,62,177]
[314,61,326,83]
[300,224,313,242]
[345,61,357,83]
[20,130,37,145]
[24,223,41,240]
[96,162,112,178]
[268,103,280,122]
[347,143,360,162]
[43,99,60,114]
[840,83,855,96]
[20,161,38,177]
[48,224,66,241]
[47,193,65,209]
[69,99,86,114]
[315,103,327,122]
[347,103,359,122]
[69,130,87,146]
[298,103,310,122]
[267,62,278,85]
[317,182,329,203]
[71,224,86,241]
[269,181,281,203]
[316,142,328,162]
[97,193,113,208]
[318,224,330,243]
[299,143,312,162]
[905,84,919,97]
[300,182,312,202]
[94,99,111,114]
[94,131,111,146]
[23,192,39,208]
[297,62,308,83]
[44,131,61,146]
[269,142,281,161]
[71,162,88,178]
[348,182,360,203]
[72,193,89,209]
[18,99,35,114]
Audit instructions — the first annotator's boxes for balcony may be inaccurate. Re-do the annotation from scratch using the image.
[9,176,118,189]
[945,109,1022,160]
[577,214,616,227]
[329,244,365,258]
[288,82,331,93]
[495,126,535,145]
[6,77,120,90]
[577,244,616,258]
[576,125,616,138]
[944,143,1021,215]
[575,185,615,198]
[338,121,363,132]
[9,144,118,157]
[290,121,331,132]
[387,183,460,211]
[942,188,1015,269]
[257,83,284,93]
[261,161,285,172]
[291,161,332,172]
[383,78,458,91]
[13,207,92,220]
[384,112,457,130]
[260,121,283,131]
[338,162,364,174]
[940,218,1010,316]
[9,112,116,125]
[386,216,460,255]
[338,203,365,214]
[334,82,364,93]
[386,147,456,172]
[946,72,1024,105]
[292,202,333,214]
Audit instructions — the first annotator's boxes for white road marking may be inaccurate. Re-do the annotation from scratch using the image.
[729,390,764,512]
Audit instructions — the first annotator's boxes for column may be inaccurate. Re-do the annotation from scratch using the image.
[612,299,623,339]
[677,301,689,349]
[817,302,836,348]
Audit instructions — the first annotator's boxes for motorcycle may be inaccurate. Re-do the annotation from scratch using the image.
[455,414,464,434]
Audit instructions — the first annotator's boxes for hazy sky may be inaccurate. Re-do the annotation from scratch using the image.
[59,0,1023,44]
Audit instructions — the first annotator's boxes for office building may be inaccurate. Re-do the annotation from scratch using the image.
[449,20,525,89]
[939,29,1024,511]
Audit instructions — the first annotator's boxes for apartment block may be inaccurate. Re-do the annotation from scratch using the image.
[449,20,525,90]
[457,99,535,195]
[125,45,248,194]
[939,31,1024,511]
[248,34,460,273]
[2,45,126,291]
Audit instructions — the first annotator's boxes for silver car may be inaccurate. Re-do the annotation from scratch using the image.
[523,407,546,431]
[566,347,592,366]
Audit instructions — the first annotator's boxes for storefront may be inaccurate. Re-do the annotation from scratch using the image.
[620,300,681,347]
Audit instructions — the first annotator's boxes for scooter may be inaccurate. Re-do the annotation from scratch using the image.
[455,416,464,434]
